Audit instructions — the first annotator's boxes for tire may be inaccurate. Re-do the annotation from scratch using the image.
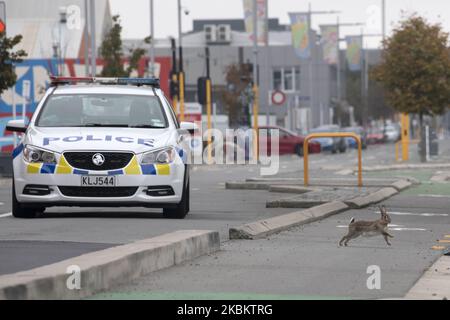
[295,144,304,157]
[163,170,189,219]
[12,182,40,219]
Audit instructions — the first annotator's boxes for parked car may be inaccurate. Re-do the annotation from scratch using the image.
[343,126,367,149]
[259,126,321,157]
[366,127,385,144]
[7,76,194,219]
[384,123,401,143]
[309,125,347,154]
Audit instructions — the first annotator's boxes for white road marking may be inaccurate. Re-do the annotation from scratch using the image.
[387,211,448,217]
[0,212,12,218]
[417,194,450,198]
[192,188,200,191]
[338,224,404,228]
[389,227,427,231]
[336,225,426,231]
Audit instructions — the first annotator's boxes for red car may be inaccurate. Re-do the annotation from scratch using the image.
[259,126,321,157]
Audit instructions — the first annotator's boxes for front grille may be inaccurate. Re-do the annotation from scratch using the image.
[64,152,134,171]
[59,186,138,198]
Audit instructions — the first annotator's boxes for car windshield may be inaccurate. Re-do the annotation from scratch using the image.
[36,94,168,128]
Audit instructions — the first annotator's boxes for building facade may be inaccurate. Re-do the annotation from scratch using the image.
[124,18,342,132]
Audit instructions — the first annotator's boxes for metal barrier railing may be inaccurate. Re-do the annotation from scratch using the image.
[303,133,363,187]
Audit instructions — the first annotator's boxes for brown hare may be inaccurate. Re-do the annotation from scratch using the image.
[339,205,394,247]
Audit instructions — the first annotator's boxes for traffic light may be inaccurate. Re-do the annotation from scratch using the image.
[169,72,179,100]
[197,77,208,105]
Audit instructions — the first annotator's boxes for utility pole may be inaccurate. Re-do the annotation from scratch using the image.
[264,0,269,126]
[84,0,89,76]
[360,29,366,127]
[58,7,67,77]
[381,0,386,42]
[89,0,96,77]
[177,0,185,121]
[149,0,155,76]
[252,0,259,160]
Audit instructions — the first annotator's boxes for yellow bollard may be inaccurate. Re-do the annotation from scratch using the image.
[304,133,363,187]
[206,78,212,162]
[401,113,410,161]
[179,72,185,122]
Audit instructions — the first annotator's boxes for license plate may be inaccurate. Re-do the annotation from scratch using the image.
[81,176,116,187]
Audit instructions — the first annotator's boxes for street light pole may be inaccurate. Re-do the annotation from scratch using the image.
[84,0,89,76]
[264,0,269,126]
[149,0,155,76]
[382,0,386,42]
[58,7,67,77]
[252,0,259,160]
[307,3,313,129]
[89,0,96,76]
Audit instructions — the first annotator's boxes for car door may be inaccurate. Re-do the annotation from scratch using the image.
[279,129,294,154]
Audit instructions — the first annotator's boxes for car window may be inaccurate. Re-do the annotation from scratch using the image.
[162,96,179,128]
[36,94,168,128]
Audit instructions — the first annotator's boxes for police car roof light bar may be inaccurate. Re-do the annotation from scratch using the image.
[50,76,160,88]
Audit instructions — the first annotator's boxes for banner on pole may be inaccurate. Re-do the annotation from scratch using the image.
[243,0,267,44]
[289,13,310,59]
[346,35,363,71]
[320,25,338,65]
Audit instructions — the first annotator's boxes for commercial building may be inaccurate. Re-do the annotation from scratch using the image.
[124,17,369,132]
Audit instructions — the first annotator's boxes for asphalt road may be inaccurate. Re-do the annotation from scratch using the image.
[93,194,450,300]
[0,141,449,286]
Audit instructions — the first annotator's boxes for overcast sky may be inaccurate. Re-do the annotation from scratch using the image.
[109,0,450,48]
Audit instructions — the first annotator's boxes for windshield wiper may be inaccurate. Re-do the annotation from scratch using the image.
[84,123,129,128]
[130,124,166,129]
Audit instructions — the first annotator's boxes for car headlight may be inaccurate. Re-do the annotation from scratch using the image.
[23,145,57,164]
[141,147,176,165]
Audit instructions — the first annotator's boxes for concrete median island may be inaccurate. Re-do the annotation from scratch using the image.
[228,176,417,239]
[0,230,220,300]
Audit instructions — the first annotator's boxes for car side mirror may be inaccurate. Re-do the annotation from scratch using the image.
[6,119,28,133]
[179,122,199,134]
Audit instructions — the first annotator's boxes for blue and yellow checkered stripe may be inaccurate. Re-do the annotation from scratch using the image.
[26,155,171,176]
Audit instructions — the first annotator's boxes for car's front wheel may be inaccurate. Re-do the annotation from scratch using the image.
[294,144,304,157]
[162,174,190,219]
[12,182,41,219]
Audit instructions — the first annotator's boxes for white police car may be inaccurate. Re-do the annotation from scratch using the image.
[6,77,196,219]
